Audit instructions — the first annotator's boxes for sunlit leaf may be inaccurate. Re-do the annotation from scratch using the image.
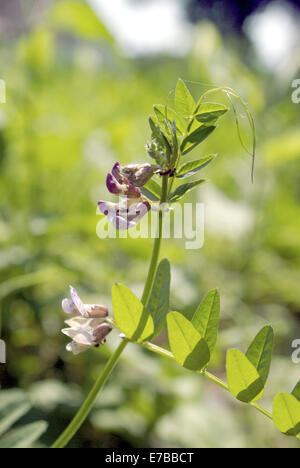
[191,289,220,354]
[226,349,264,403]
[167,312,210,371]
[181,125,216,155]
[176,155,216,179]
[195,102,229,123]
[175,79,195,117]
[246,326,274,386]
[154,104,187,134]
[146,259,170,338]
[168,179,206,203]
[273,393,300,436]
[112,284,154,342]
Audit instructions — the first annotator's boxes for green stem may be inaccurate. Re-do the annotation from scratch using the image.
[141,175,169,304]
[51,338,128,448]
[51,176,169,448]
[141,341,273,421]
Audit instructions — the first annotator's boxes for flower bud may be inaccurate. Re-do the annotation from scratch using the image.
[93,323,112,344]
[146,140,166,166]
[122,163,158,187]
[85,304,109,318]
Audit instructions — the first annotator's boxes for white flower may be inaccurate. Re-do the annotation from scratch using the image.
[61,286,111,354]
[62,286,109,318]
[98,198,151,230]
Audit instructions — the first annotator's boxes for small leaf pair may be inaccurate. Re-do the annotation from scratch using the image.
[167,290,220,372]
[175,79,228,155]
[167,154,216,202]
[226,326,274,403]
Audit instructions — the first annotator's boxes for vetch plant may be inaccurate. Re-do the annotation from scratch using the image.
[52,79,300,448]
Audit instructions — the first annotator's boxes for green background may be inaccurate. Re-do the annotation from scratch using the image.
[0,0,299,448]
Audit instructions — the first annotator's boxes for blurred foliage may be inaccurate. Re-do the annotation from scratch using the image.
[0,0,299,448]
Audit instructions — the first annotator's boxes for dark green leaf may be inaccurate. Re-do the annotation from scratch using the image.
[246,326,274,386]
[167,312,210,371]
[292,381,300,401]
[168,180,206,203]
[176,155,216,179]
[181,125,216,155]
[146,259,170,338]
[141,179,161,201]
[226,349,264,403]
[191,289,220,354]
[175,79,195,117]
[195,102,229,123]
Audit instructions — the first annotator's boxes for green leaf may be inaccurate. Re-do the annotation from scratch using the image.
[246,326,274,386]
[181,125,216,155]
[292,381,300,401]
[0,390,31,437]
[226,349,264,403]
[176,155,216,179]
[167,312,210,371]
[141,179,161,201]
[170,119,178,165]
[195,102,229,123]
[146,259,170,338]
[273,393,300,436]
[149,116,166,148]
[153,104,187,134]
[191,289,220,354]
[175,79,195,117]
[168,180,206,203]
[112,284,154,342]
[0,421,48,448]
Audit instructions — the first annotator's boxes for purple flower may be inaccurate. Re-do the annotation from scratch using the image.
[100,161,158,231]
[106,173,141,198]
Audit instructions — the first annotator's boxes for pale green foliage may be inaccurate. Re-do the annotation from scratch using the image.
[112,284,154,342]
[0,390,47,448]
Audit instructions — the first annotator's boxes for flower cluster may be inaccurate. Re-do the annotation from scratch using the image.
[62,286,112,354]
[98,162,158,230]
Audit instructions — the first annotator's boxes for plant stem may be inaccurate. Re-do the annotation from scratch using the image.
[141,175,169,305]
[141,341,273,421]
[51,338,128,448]
[51,176,169,448]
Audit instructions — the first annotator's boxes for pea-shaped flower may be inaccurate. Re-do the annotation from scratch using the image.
[99,161,157,231]
[61,286,112,354]
[98,198,151,230]
[112,162,159,187]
